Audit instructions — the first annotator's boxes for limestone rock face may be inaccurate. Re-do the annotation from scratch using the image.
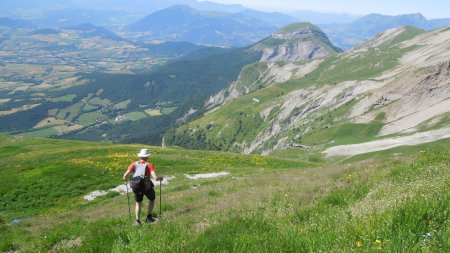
[251,22,341,62]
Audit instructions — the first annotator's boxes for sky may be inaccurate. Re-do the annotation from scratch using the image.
[199,0,450,19]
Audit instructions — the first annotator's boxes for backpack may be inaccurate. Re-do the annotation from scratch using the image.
[130,162,148,193]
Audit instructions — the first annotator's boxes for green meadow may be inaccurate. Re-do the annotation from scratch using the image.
[125,112,148,121]
[0,136,448,252]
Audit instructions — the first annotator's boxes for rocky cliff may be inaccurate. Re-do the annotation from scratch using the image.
[206,23,339,110]
[251,22,341,62]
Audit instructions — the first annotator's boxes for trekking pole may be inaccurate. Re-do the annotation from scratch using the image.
[125,178,132,223]
[159,178,162,219]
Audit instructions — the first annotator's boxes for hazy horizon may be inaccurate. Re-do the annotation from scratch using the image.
[199,0,450,19]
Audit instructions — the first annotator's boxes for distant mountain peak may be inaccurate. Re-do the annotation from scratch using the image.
[398,13,426,19]
[164,4,197,12]
[236,9,297,27]
[364,13,425,18]
[322,12,450,50]
[354,12,428,25]
[252,22,341,62]
[125,4,279,46]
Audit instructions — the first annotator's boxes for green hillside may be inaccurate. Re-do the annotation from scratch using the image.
[0,136,448,252]
[277,23,323,33]
[164,25,436,155]
[165,41,410,152]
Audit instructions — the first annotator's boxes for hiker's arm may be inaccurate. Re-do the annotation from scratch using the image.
[150,171,157,181]
[123,163,134,180]
[147,163,158,181]
[123,170,131,180]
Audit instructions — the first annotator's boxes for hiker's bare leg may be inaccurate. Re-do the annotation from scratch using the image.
[148,200,155,215]
[135,202,141,220]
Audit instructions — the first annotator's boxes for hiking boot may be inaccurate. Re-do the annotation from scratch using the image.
[134,219,142,226]
[145,214,156,223]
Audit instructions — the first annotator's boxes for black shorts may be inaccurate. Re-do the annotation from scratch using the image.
[134,186,155,202]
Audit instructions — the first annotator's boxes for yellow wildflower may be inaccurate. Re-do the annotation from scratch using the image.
[375,239,381,244]
[356,241,363,248]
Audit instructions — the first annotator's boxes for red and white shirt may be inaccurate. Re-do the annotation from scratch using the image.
[127,159,155,181]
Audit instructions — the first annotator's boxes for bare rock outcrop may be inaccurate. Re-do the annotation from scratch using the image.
[251,22,340,62]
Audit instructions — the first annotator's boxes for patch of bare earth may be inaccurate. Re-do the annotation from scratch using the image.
[54,124,84,134]
[0,104,41,116]
[34,117,66,128]
[324,127,450,157]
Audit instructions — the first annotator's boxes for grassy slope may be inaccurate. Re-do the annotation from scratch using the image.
[0,136,448,252]
[167,33,418,152]
[168,27,432,155]
[383,26,424,47]
[300,113,385,147]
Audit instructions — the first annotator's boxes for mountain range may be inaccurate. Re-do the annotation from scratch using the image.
[3,1,450,50]
[0,21,341,144]
[0,0,246,15]
[290,10,359,24]
[124,7,450,48]
[1,2,449,251]
[30,9,141,28]
[237,9,297,27]
[0,19,263,142]
[1,3,450,152]
[321,13,450,49]
[124,5,279,46]
[165,25,450,157]
[61,22,346,144]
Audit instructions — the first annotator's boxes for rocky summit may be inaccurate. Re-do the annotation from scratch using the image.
[251,22,341,62]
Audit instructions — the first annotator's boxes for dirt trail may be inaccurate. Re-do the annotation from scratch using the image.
[324,127,450,157]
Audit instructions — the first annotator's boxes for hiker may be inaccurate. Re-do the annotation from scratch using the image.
[123,148,163,225]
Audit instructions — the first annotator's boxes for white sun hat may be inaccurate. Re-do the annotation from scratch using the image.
[137,148,151,157]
